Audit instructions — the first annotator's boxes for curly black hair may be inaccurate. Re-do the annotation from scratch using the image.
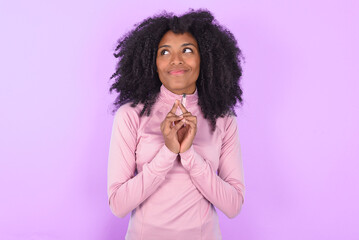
[109,8,245,132]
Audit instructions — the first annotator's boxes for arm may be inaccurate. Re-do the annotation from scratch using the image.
[179,115,246,218]
[107,106,178,218]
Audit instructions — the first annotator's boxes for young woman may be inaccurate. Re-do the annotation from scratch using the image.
[107,9,246,240]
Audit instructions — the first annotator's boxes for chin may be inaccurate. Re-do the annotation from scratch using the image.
[167,79,185,86]
[161,77,196,92]
[170,83,189,90]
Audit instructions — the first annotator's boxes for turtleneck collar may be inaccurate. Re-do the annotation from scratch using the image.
[158,84,199,106]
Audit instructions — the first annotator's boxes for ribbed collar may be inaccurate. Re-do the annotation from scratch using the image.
[158,84,199,105]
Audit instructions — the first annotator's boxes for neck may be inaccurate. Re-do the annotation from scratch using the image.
[158,84,199,105]
[166,86,196,95]
[172,88,196,95]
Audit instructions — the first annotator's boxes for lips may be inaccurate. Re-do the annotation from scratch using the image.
[168,68,188,75]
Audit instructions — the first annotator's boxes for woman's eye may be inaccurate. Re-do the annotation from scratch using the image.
[183,48,193,53]
[160,50,169,55]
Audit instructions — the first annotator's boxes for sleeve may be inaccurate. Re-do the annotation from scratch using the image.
[107,106,178,218]
[179,115,246,219]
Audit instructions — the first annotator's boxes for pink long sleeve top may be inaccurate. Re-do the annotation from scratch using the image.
[107,84,246,240]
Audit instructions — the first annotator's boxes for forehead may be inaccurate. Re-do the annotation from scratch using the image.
[158,30,198,46]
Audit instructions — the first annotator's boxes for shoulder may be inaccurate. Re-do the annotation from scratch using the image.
[224,114,238,131]
[215,113,239,139]
[216,113,238,131]
[113,102,144,130]
[115,102,143,118]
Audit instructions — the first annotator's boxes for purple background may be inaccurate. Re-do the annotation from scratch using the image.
[1,0,358,239]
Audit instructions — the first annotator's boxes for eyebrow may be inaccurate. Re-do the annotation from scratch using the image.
[158,43,198,49]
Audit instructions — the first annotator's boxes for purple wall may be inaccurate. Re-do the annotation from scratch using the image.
[1,0,358,239]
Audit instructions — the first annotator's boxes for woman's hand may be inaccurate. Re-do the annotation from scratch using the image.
[160,100,186,154]
[177,102,197,153]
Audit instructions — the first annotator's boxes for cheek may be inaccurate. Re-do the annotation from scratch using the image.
[156,59,167,73]
[190,61,200,73]
[186,57,200,70]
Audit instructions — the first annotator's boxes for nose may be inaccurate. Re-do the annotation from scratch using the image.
[170,52,183,65]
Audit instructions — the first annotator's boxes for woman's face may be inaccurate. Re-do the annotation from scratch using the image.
[156,30,200,95]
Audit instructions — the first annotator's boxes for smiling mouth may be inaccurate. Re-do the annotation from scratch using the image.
[169,70,188,75]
